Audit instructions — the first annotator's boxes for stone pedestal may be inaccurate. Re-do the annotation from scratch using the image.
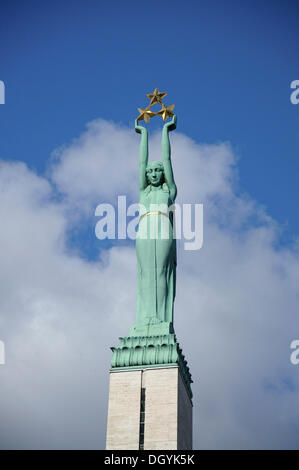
[106,366,192,450]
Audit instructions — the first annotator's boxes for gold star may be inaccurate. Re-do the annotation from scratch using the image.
[146,88,167,106]
[156,103,175,121]
[136,106,156,124]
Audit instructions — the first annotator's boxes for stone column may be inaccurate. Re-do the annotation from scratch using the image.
[106,366,192,450]
[106,370,142,450]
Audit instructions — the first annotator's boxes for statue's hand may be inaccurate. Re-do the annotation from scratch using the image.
[163,114,177,132]
[135,119,147,135]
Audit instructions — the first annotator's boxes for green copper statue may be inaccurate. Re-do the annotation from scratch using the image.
[111,90,192,397]
[130,113,177,337]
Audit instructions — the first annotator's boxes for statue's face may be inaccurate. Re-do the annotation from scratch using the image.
[146,162,164,186]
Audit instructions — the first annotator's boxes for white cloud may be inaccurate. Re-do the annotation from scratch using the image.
[50,119,139,212]
[0,120,299,449]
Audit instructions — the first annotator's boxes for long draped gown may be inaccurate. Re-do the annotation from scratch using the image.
[136,183,176,328]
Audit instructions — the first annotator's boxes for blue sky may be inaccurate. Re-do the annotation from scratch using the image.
[1,0,299,450]
[1,0,299,244]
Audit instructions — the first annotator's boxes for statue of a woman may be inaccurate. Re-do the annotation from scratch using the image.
[130,115,177,337]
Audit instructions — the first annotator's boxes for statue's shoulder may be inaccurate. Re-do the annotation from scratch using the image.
[142,185,151,197]
[162,183,169,193]
[139,187,151,206]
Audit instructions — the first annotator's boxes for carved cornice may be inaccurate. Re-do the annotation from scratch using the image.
[110,334,193,399]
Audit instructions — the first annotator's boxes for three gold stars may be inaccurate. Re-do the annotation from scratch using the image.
[137,88,175,123]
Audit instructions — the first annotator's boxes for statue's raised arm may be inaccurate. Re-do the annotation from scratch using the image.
[135,119,148,193]
[162,114,177,202]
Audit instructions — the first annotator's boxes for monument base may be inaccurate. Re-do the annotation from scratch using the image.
[105,366,192,450]
[110,333,192,399]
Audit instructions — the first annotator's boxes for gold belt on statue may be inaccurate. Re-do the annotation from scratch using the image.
[139,211,169,223]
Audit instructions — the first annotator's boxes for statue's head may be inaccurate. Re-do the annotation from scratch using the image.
[146,161,164,187]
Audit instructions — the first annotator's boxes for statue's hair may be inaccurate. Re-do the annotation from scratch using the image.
[146,161,164,173]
